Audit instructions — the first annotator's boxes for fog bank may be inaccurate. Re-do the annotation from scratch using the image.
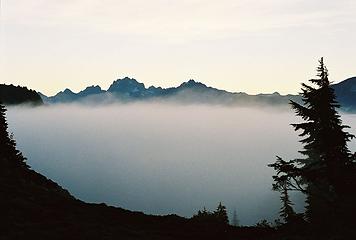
[7,104,355,225]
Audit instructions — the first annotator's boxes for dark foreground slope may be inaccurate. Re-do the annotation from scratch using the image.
[3,152,352,240]
[1,159,278,240]
[0,84,43,105]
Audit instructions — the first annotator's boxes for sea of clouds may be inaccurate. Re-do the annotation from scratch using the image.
[6,103,356,225]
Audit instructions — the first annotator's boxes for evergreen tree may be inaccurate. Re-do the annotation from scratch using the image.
[269,58,356,227]
[279,183,296,223]
[0,103,27,169]
[214,202,229,225]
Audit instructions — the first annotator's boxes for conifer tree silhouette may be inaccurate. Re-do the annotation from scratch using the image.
[279,183,296,223]
[269,58,356,227]
[0,103,27,170]
[214,202,229,225]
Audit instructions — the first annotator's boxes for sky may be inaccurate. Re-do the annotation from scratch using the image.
[1,0,356,96]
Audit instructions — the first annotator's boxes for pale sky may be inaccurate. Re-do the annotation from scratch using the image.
[1,0,356,96]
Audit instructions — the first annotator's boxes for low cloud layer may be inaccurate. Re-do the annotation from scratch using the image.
[7,103,356,225]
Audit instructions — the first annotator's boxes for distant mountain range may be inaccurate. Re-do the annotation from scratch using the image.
[1,77,355,110]
[39,77,301,107]
[39,76,356,111]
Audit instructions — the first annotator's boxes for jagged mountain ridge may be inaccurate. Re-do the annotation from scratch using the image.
[41,77,300,107]
[39,76,356,110]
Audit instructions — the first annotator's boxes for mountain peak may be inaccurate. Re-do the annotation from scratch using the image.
[108,77,146,96]
[51,88,77,103]
[53,88,75,97]
[86,85,101,90]
[112,77,139,84]
[179,79,207,88]
[78,85,103,97]
[83,85,102,91]
[63,88,74,94]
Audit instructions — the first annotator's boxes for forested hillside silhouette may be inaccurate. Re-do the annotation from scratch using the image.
[0,84,43,105]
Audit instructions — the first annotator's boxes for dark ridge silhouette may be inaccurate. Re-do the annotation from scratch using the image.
[0,84,43,106]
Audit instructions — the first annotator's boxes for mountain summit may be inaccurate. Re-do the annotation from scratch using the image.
[108,77,146,97]
[78,85,104,97]
[178,79,208,89]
